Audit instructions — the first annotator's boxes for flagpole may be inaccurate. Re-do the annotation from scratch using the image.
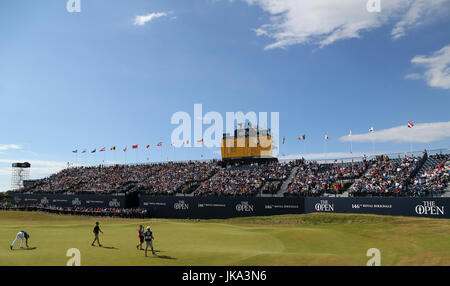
[371,132,375,157]
[349,130,353,155]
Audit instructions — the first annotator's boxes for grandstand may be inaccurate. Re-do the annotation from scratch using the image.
[13,149,449,198]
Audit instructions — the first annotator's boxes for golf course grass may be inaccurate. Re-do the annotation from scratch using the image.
[1,210,450,266]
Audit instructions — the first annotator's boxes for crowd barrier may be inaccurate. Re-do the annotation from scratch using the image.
[10,193,450,219]
[305,197,450,219]
[139,195,305,219]
[12,193,127,208]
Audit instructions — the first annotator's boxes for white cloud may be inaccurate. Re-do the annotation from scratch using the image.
[339,121,450,144]
[0,144,21,151]
[391,0,450,40]
[134,12,169,26]
[243,0,450,49]
[409,44,450,89]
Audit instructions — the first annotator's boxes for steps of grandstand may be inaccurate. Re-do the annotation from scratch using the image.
[337,190,349,197]
[259,193,277,197]
[276,166,299,197]
[414,155,433,179]
[345,161,377,196]
[441,186,450,197]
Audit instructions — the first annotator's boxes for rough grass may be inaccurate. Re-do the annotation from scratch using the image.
[1,211,450,266]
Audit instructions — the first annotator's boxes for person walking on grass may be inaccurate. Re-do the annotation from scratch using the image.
[92,222,103,247]
[137,225,144,250]
[10,230,30,250]
[144,226,156,257]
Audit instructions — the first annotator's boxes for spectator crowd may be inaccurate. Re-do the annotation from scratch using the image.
[12,153,450,199]
[349,155,420,196]
[286,161,370,197]
[193,162,292,196]
[409,154,449,197]
[17,161,221,195]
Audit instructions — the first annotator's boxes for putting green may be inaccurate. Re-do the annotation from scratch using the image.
[1,211,450,266]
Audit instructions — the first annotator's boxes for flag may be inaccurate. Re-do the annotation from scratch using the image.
[123,147,127,152]
[132,145,138,149]
[110,146,116,151]
[408,121,414,128]
[72,150,78,153]
[157,142,163,147]
[99,147,106,152]
[369,127,374,133]
[325,133,329,140]
[91,149,96,153]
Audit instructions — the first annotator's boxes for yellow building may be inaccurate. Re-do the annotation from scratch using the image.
[221,125,276,164]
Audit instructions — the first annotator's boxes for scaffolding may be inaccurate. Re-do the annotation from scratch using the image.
[11,162,31,191]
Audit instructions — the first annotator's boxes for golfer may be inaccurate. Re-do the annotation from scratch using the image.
[91,222,103,247]
[10,230,30,250]
[137,225,144,250]
[144,226,156,257]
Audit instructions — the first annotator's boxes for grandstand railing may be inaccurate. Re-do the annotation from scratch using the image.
[65,148,449,168]
[279,148,450,164]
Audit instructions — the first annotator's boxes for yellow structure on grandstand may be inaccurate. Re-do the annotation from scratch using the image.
[221,123,276,164]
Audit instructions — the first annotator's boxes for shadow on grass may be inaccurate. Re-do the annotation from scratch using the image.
[139,249,164,253]
[155,255,176,260]
[143,250,175,259]
[101,246,119,250]
[12,247,38,251]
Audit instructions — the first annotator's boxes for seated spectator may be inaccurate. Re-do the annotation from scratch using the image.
[349,155,419,197]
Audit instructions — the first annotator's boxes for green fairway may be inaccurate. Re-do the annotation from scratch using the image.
[1,211,450,266]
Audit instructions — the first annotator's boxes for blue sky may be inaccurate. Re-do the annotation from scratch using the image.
[1,0,450,191]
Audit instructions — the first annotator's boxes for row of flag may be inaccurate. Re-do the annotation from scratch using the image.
[283,121,415,144]
[72,142,164,154]
[71,139,207,154]
[74,121,415,153]
[283,134,318,144]
[348,121,414,137]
